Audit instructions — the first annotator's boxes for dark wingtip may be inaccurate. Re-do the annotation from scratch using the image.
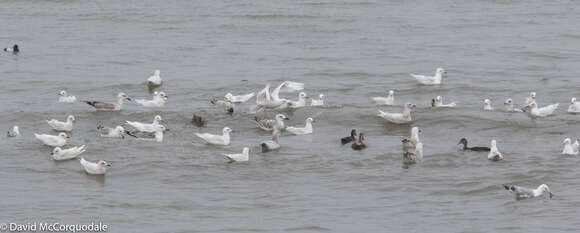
[503,185,510,190]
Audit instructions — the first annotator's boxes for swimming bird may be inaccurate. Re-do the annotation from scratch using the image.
[51,145,87,161]
[561,138,578,155]
[567,97,580,113]
[191,114,206,127]
[286,117,314,135]
[504,98,523,112]
[457,138,490,151]
[525,92,536,106]
[432,95,456,108]
[3,44,19,53]
[134,91,168,108]
[34,132,68,147]
[254,114,289,131]
[377,103,415,124]
[126,115,163,132]
[372,90,394,106]
[341,129,357,145]
[403,142,423,164]
[256,81,304,109]
[503,184,553,200]
[224,147,250,162]
[125,124,167,142]
[225,92,255,103]
[279,92,308,109]
[310,94,325,106]
[488,139,503,161]
[210,98,234,114]
[483,99,493,111]
[194,127,232,145]
[410,68,446,85]
[97,125,125,138]
[147,69,162,88]
[525,102,559,117]
[80,157,110,175]
[7,126,19,137]
[84,92,131,111]
[402,127,421,148]
[58,90,77,103]
[351,133,366,150]
[47,115,75,132]
[261,128,281,152]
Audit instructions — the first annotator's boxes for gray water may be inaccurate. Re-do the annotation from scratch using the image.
[1,0,580,232]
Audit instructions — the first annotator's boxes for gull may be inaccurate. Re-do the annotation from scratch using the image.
[194,127,232,145]
[310,94,325,106]
[402,127,421,148]
[51,145,87,161]
[254,114,289,131]
[47,115,75,132]
[256,81,304,109]
[261,128,281,152]
[525,102,559,118]
[488,139,503,161]
[410,68,446,85]
[483,99,493,111]
[457,138,490,151]
[504,98,523,112]
[80,157,110,175]
[210,98,234,114]
[351,133,366,150]
[191,114,206,127]
[503,184,553,200]
[279,92,308,109]
[126,115,163,132]
[134,91,168,108]
[432,95,456,108]
[561,138,578,155]
[147,69,162,88]
[58,90,77,103]
[34,132,68,147]
[7,126,19,137]
[97,125,125,138]
[126,124,167,142]
[378,103,415,124]
[225,92,255,103]
[372,90,394,106]
[568,97,580,113]
[286,117,313,135]
[525,92,536,106]
[224,147,250,162]
[84,92,131,111]
[341,129,357,145]
[3,44,19,53]
[403,142,423,164]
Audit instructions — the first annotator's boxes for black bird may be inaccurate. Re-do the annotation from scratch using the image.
[458,138,490,151]
[341,129,357,145]
[191,114,206,127]
[3,44,19,53]
[351,133,367,150]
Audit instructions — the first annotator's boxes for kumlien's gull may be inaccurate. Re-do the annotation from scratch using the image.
[457,138,490,151]
[504,98,523,112]
[84,93,131,111]
[525,102,559,117]
[403,142,423,164]
[51,145,87,161]
[310,94,324,106]
[225,92,255,103]
[80,157,110,175]
[126,115,163,133]
[147,69,162,87]
[261,128,281,152]
[254,114,289,131]
[47,115,75,132]
[194,127,232,145]
[125,125,168,142]
[561,138,578,155]
[568,97,580,113]
[7,126,19,137]
[410,68,446,85]
[34,132,69,147]
[341,129,357,145]
[488,140,503,161]
[97,125,125,138]
[256,81,304,109]
[286,117,313,135]
[351,133,366,150]
[3,44,19,53]
[372,90,394,106]
[58,90,77,103]
[134,91,168,108]
[224,147,250,162]
[279,92,308,109]
[432,95,456,108]
[525,92,536,106]
[504,184,553,200]
[377,103,415,124]
[483,99,493,111]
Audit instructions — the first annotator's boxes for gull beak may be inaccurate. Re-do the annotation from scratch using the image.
[165,128,170,132]
[285,117,290,120]
[107,164,112,167]
[50,152,54,155]
[127,97,132,101]
[549,192,554,198]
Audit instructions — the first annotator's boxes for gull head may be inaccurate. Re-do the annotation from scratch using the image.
[225,93,233,99]
[157,91,168,99]
[223,127,232,134]
[51,147,62,155]
[275,114,289,121]
[388,90,394,96]
[562,138,571,145]
[504,98,513,105]
[319,94,324,99]
[153,69,160,76]
[58,132,69,139]
[306,117,314,123]
[118,92,131,101]
[299,92,308,99]
[571,97,576,103]
[242,147,250,155]
[526,102,538,109]
[436,96,442,102]
[538,184,553,198]
[484,99,491,105]
[115,126,125,133]
[404,103,416,109]
[67,115,76,123]
[530,92,536,99]
[436,68,446,76]
[490,139,497,148]
[154,115,163,123]
[59,90,67,96]
[411,127,420,136]
[98,160,112,167]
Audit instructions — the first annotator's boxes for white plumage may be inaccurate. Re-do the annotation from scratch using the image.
[410,68,446,85]
[51,145,87,161]
[526,102,559,117]
[378,103,415,124]
[224,147,250,162]
[488,140,503,161]
[195,127,232,145]
[47,115,75,132]
[310,94,324,106]
[135,91,168,108]
[286,118,313,135]
[58,90,77,103]
[34,132,68,147]
[126,115,163,132]
[80,157,110,175]
[372,90,394,106]
[225,92,255,103]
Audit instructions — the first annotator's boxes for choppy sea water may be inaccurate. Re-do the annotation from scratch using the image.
[1,0,580,232]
